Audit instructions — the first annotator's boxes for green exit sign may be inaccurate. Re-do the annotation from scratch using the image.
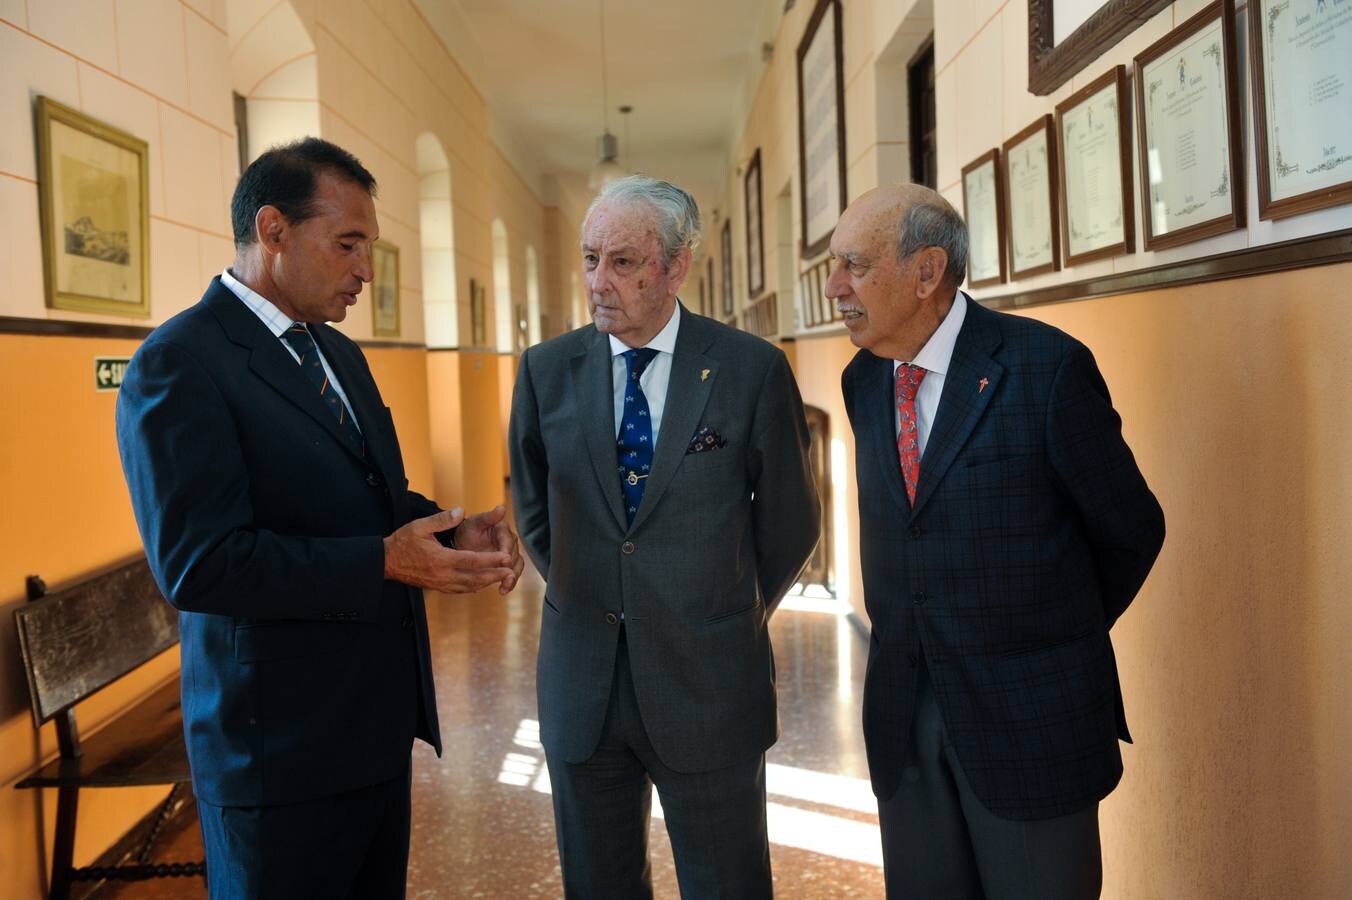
[95,357,131,392]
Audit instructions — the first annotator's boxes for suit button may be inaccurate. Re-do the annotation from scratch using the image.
[621,541,635,555]
[365,472,381,487]
[605,612,619,625]
[912,591,927,605]
[401,615,413,630]
[908,653,918,668]
[909,526,922,539]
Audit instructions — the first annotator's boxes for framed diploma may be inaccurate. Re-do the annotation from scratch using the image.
[961,149,1007,287]
[1056,65,1135,265]
[1133,1,1244,250]
[1002,115,1061,278]
[744,148,765,298]
[796,0,846,258]
[1250,0,1352,220]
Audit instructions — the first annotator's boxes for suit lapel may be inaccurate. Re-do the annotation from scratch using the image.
[910,301,1004,519]
[628,308,716,533]
[206,281,368,467]
[571,330,629,532]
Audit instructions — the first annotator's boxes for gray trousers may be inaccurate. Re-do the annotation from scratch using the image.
[545,630,773,900]
[877,666,1102,900]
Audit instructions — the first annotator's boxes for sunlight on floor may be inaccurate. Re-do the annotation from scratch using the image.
[494,718,881,867]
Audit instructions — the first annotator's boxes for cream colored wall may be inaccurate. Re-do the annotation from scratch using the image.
[714,0,1351,895]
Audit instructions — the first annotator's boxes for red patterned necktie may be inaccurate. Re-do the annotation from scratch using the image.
[895,363,928,505]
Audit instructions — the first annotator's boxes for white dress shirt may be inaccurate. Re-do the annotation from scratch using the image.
[221,268,361,431]
[610,302,681,446]
[893,291,968,459]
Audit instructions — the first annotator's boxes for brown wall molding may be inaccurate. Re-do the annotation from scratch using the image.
[0,317,153,340]
[355,339,426,351]
[981,228,1352,311]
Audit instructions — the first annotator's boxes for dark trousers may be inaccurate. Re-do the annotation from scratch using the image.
[545,632,773,900]
[877,666,1102,900]
[197,765,412,900]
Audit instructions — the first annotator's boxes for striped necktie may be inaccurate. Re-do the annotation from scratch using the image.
[281,324,364,453]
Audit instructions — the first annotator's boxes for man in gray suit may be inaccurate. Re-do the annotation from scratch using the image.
[510,175,820,899]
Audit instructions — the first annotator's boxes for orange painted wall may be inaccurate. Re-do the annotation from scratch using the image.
[0,333,178,898]
[365,345,436,499]
[426,350,466,511]
[458,351,509,518]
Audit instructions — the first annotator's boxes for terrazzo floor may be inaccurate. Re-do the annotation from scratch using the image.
[92,564,884,898]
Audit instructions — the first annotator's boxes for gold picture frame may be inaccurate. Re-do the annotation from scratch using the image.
[36,96,150,317]
[370,239,400,338]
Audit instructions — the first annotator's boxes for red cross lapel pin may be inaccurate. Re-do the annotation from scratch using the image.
[978,377,989,393]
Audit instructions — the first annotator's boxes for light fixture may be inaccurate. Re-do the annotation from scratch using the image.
[618,105,633,172]
[587,0,625,190]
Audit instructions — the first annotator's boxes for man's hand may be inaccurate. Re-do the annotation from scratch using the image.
[451,505,525,595]
[383,508,517,594]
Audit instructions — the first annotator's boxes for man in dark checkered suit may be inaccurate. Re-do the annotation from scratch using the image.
[832,184,1164,898]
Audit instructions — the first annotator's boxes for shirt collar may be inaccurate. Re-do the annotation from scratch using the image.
[896,291,968,376]
[608,301,681,357]
[221,267,298,338]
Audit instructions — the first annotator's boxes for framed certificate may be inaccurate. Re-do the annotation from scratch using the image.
[36,96,151,317]
[1056,65,1135,265]
[744,148,765,298]
[961,149,1007,287]
[1133,1,1244,250]
[796,0,846,258]
[1250,0,1352,220]
[1002,115,1061,278]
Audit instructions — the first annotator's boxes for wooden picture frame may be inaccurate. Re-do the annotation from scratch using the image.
[1028,0,1172,95]
[705,257,714,317]
[469,277,487,347]
[35,96,150,317]
[720,220,734,316]
[1249,0,1352,221]
[1002,114,1062,279]
[744,148,765,298]
[1133,0,1244,251]
[1056,65,1135,266]
[370,239,400,338]
[796,0,847,258]
[961,149,1007,287]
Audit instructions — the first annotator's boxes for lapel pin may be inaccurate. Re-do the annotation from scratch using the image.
[701,368,711,382]
[978,377,990,393]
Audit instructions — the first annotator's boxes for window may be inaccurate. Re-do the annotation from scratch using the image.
[908,39,936,189]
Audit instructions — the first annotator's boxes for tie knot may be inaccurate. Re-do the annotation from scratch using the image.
[895,363,927,403]
[624,347,659,379]
[281,323,316,356]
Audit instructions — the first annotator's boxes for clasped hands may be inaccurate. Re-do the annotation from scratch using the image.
[384,505,524,595]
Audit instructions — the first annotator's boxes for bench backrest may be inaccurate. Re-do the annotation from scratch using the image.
[15,557,178,728]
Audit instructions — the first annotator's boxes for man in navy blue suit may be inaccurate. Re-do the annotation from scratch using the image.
[833,184,1164,898]
[117,138,523,898]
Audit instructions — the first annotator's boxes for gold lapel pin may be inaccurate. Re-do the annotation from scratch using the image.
[701,368,711,382]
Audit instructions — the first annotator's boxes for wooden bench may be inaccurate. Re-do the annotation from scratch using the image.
[14,557,205,899]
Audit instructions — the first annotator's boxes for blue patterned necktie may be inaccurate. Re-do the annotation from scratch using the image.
[281,324,365,454]
[616,347,659,525]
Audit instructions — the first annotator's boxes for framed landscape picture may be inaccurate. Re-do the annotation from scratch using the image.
[371,239,400,337]
[36,96,150,317]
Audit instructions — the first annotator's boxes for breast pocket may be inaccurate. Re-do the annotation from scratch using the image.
[678,448,740,475]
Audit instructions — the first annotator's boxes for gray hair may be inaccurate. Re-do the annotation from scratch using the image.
[897,199,968,287]
[583,175,702,263]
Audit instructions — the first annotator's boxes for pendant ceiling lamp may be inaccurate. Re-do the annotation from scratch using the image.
[587,0,624,191]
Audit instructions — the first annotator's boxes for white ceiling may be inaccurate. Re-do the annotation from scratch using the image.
[412,0,783,209]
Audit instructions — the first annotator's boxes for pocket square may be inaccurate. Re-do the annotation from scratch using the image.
[687,426,728,454]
